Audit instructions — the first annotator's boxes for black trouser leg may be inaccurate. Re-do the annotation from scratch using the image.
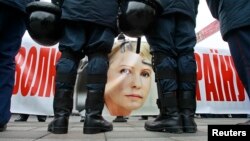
[37,115,46,122]
[48,50,80,134]
[15,114,29,122]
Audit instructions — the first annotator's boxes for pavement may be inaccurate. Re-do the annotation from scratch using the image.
[0,114,249,141]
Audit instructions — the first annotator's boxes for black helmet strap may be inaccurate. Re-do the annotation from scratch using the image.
[136,37,141,54]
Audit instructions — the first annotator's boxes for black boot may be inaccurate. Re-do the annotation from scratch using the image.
[0,124,7,132]
[48,89,73,134]
[83,90,113,134]
[37,115,47,122]
[139,116,148,120]
[178,91,197,133]
[15,114,29,122]
[113,116,127,122]
[80,116,85,122]
[145,92,183,133]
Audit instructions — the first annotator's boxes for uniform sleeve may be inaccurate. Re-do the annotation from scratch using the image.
[195,0,199,15]
[206,0,220,19]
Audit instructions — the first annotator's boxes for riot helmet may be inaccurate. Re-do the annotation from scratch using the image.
[118,0,163,38]
[26,1,63,46]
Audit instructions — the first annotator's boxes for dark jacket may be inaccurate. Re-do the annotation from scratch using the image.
[61,0,119,31]
[0,0,38,13]
[161,0,199,23]
[206,0,250,40]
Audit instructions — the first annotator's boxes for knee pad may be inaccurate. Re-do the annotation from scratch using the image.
[177,52,196,90]
[178,52,196,83]
[86,53,109,87]
[56,50,82,87]
[152,52,177,82]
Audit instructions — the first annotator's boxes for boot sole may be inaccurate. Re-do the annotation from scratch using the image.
[145,126,183,134]
[83,127,113,134]
[48,127,68,134]
[183,127,197,133]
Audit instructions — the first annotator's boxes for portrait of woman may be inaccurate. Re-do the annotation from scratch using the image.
[74,38,154,119]
[104,40,153,116]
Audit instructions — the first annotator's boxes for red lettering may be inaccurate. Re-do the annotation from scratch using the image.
[30,47,46,96]
[38,48,50,97]
[203,53,219,101]
[194,53,201,101]
[220,55,237,101]
[13,47,26,95]
[213,51,224,101]
[45,48,57,97]
[20,47,37,96]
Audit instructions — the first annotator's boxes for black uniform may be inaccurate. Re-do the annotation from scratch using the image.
[206,0,250,125]
[0,0,37,132]
[144,0,199,133]
[48,0,119,134]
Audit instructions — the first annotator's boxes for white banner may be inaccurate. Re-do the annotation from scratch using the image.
[11,32,59,116]
[10,31,250,116]
[10,0,250,116]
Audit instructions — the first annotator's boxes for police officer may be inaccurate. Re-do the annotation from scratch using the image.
[0,0,38,132]
[144,0,199,133]
[47,0,119,134]
[206,0,250,125]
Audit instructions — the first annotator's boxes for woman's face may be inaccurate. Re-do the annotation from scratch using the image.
[105,49,152,115]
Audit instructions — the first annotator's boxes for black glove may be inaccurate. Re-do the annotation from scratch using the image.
[51,0,64,7]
